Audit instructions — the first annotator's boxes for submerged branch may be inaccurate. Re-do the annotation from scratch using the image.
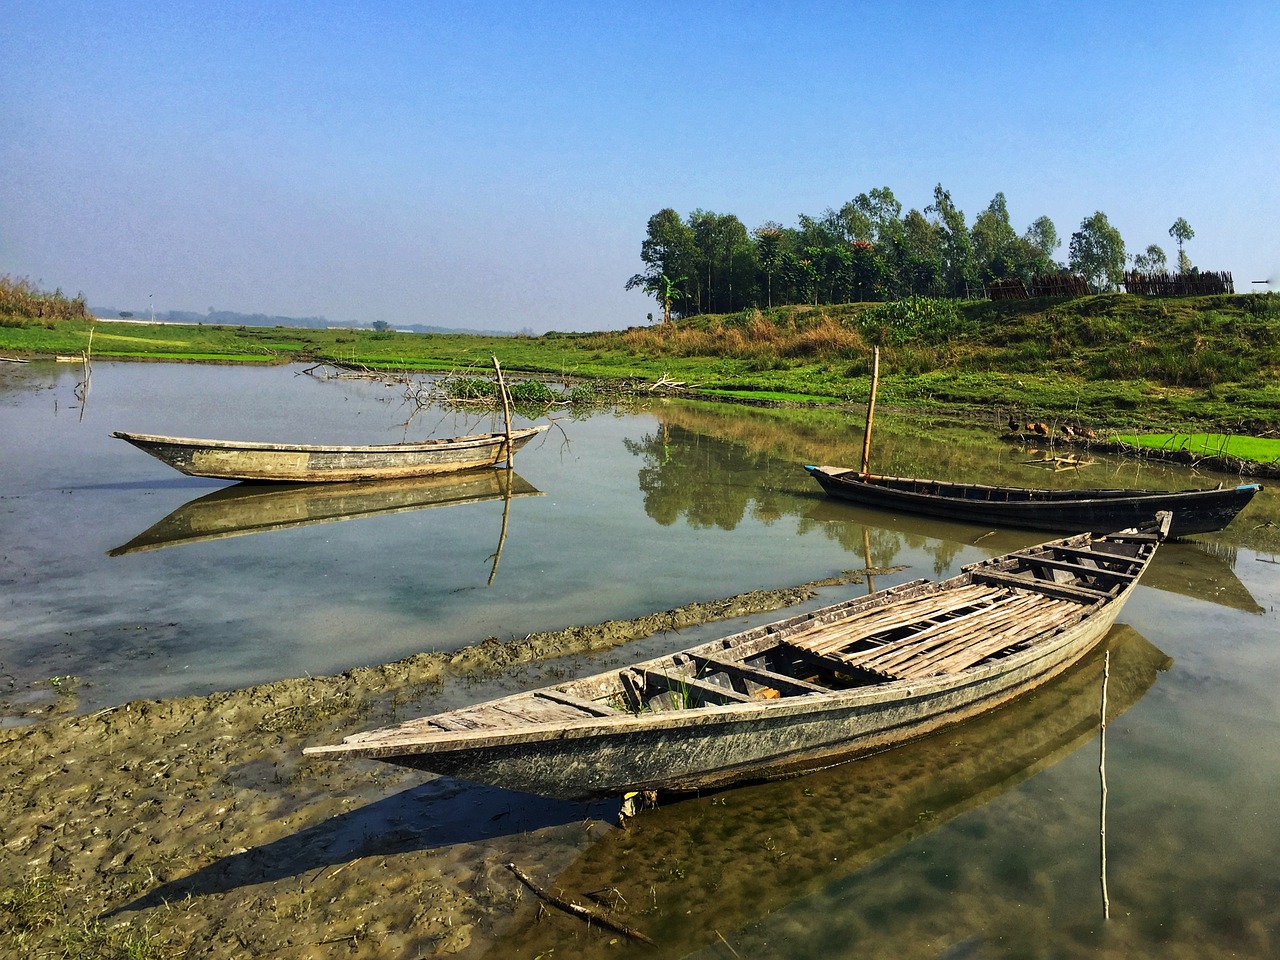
[505,862,657,947]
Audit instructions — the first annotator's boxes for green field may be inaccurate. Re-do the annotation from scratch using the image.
[5,292,1280,448]
[1112,432,1280,465]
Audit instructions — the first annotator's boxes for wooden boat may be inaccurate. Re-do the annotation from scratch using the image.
[805,464,1259,538]
[305,513,1170,801]
[108,470,541,555]
[487,624,1170,958]
[111,425,548,482]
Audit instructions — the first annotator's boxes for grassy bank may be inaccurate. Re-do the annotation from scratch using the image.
[4,292,1279,434]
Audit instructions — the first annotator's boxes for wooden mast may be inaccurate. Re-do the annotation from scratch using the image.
[860,347,880,476]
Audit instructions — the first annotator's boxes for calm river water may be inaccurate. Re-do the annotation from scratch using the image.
[2,360,1278,957]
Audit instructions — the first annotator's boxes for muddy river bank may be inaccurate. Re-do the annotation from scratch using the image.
[0,582,844,958]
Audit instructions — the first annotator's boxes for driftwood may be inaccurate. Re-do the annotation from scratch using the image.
[505,862,657,947]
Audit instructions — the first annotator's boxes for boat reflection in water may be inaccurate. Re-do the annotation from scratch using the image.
[487,625,1170,960]
[108,469,542,557]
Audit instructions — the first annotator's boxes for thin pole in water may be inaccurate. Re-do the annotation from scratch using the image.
[492,355,515,467]
[860,347,880,476]
[1100,649,1111,920]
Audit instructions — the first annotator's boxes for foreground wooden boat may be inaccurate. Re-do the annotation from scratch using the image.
[108,470,541,555]
[806,464,1259,538]
[305,514,1170,801]
[111,425,548,481]
[487,625,1170,958]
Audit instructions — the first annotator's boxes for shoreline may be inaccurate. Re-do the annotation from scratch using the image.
[0,577,861,958]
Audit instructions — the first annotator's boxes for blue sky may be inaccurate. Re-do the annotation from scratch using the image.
[3,1,1277,332]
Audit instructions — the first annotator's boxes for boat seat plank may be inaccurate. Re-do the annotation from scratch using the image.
[1010,552,1139,580]
[1008,552,1141,583]
[1028,544,1141,570]
[538,689,618,717]
[970,569,1111,603]
[687,653,829,696]
[641,669,754,705]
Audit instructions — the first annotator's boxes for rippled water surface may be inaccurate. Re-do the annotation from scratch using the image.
[2,360,1277,957]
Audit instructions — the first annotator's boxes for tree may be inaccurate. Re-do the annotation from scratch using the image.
[752,222,786,308]
[1018,215,1059,267]
[1068,211,1126,292]
[926,185,975,297]
[1132,244,1167,273]
[901,208,944,297]
[1169,217,1195,273]
[689,210,752,314]
[970,192,1020,287]
[627,208,697,319]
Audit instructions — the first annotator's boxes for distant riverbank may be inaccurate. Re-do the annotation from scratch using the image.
[3,292,1279,435]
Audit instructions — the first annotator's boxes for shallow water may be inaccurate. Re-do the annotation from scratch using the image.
[2,359,1277,957]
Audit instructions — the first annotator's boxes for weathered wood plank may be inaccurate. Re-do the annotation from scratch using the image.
[1010,552,1139,580]
[537,689,619,717]
[641,669,754,705]
[971,569,1110,603]
[785,584,1003,656]
[859,594,1050,673]
[687,653,829,696]
[1026,544,1141,571]
[487,699,590,725]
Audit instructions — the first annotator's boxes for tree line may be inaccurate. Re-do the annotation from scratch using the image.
[627,186,1197,322]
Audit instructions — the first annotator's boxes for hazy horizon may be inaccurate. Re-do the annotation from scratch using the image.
[4,1,1277,333]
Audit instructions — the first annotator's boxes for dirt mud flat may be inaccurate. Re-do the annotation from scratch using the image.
[0,579,859,958]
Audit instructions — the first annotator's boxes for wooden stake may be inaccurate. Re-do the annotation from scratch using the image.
[860,347,879,476]
[491,355,515,467]
[1100,650,1111,920]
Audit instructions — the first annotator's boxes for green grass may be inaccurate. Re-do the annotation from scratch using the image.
[1112,433,1280,465]
[4,292,1280,437]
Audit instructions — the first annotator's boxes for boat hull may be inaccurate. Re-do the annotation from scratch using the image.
[112,425,548,482]
[307,519,1166,801]
[364,599,1122,800]
[806,465,1259,537]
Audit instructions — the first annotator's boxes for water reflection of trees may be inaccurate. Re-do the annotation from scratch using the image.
[625,417,967,574]
[636,399,1280,555]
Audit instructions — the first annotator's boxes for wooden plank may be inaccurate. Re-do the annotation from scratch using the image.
[687,653,829,696]
[537,689,619,717]
[918,604,1084,676]
[1030,544,1141,570]
[849,593,1050,675]
[641,669,753,704]
[424,713,486,732]
[839,593,1030,671]
[897,598,1075,676]
[486,699,591,725]
[620,669,646,711]
[970,569,1110,603]
[1010,552,1139,580]
[785,584,1002,657]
